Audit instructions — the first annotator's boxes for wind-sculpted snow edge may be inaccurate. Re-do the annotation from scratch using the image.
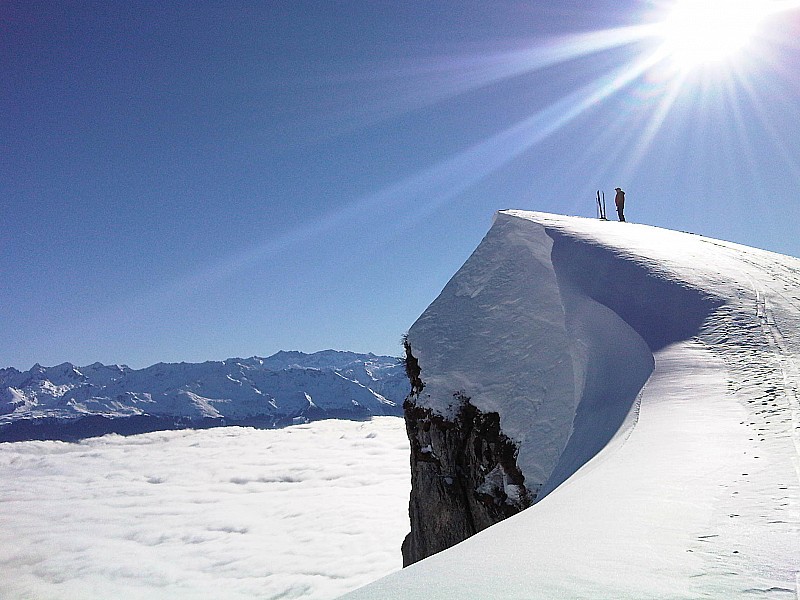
[345,211,800,598]
[399,211,727,563]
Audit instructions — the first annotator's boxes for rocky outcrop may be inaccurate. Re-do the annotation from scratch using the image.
[401,344,533,567]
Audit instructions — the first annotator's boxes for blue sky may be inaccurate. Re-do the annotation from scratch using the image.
[3,1,800,369]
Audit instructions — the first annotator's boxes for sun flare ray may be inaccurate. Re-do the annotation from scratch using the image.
[151,0,800,302]
[729,67,800,182]
[338,25,656,129]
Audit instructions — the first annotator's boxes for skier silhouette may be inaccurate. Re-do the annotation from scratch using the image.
[614,187,625,222]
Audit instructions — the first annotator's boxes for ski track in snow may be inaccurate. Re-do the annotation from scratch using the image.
[702,241,800,596]
[740,257,800,473]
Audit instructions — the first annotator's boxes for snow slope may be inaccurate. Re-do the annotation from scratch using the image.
[343,211,800,598]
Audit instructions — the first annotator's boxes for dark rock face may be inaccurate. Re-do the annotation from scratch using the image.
[401,380,534,566]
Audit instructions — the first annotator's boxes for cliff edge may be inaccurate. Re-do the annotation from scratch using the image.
[401,211,723,564]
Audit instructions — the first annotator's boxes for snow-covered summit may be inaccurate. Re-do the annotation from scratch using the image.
[346,211,800,598]
[0,350,407,441]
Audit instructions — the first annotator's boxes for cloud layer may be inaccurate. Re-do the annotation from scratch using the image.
[0,417,410,599]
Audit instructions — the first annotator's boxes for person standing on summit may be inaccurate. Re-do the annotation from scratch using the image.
[614,187,626,222]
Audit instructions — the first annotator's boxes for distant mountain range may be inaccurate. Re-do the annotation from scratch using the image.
[0,350,408,442]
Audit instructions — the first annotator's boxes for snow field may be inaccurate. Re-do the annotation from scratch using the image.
[0,417,410,600]
[344,211,800,598]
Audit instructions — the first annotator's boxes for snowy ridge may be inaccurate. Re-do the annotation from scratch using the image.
[0,351,408,441]
[406,210,729,496]
[345,211,800,598]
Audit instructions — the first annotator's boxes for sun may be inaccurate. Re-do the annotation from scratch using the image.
[655,0,771,70]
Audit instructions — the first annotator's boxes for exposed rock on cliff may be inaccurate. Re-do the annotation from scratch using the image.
[401,365,533,565]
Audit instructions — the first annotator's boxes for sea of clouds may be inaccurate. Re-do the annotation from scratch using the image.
[0,417,410,599]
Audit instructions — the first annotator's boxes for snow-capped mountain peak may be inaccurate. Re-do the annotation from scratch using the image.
[0,350,408,441]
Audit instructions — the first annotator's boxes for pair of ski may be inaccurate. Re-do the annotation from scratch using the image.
[596,190,607,220]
